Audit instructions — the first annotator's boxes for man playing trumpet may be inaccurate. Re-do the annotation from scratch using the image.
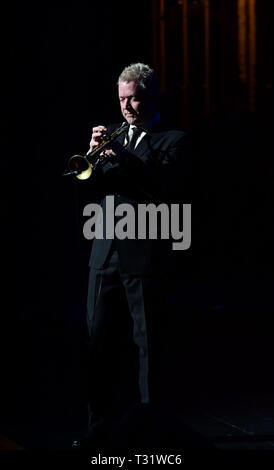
[72,62,191,449]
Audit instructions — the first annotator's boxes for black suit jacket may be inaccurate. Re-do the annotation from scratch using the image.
[86,121,192,277]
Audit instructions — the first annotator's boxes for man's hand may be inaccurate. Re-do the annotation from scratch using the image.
[89,125,118,158]
[89,125,107,151]
[89,126,133,163]
[109,141,129,157]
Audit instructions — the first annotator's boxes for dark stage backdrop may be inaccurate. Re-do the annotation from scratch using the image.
[0,2,273,447]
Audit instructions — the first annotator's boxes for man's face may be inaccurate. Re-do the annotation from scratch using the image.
[118,80,154,126]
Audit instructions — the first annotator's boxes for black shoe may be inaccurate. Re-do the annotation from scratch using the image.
[72,421,109,450]
[71,439,83,450]
[72,438,90,450]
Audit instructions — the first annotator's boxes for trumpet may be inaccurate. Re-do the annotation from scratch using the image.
[63,122,129,180]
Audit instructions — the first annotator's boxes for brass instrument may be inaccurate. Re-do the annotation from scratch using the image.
[63,122,128,180]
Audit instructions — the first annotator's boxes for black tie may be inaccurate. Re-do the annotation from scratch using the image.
[126,127,141,152]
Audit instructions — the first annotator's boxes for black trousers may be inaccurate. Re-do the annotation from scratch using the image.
[86,248,172,428]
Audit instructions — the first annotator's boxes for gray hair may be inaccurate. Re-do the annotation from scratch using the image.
[118,63,160,97]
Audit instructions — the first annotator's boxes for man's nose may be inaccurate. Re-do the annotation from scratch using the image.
[125,99,132,110]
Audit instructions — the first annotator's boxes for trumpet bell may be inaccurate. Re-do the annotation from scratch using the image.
[63,122,128,180]
[68,155,92,180]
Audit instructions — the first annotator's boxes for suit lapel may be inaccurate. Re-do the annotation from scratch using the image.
[133,134,149,159]
[134,131,164,161]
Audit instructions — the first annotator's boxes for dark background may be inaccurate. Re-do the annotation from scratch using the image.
[0,1,273,451]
